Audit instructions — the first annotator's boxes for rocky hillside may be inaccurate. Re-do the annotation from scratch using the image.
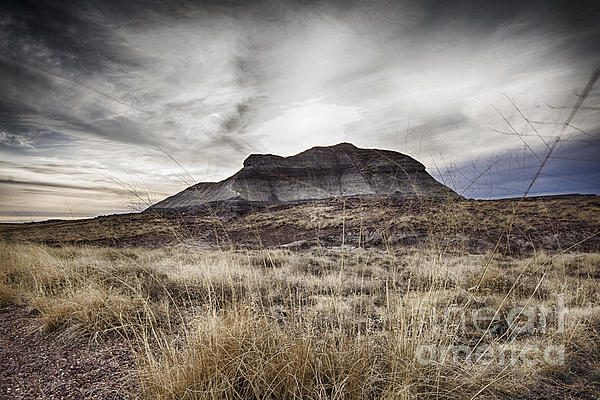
[150,143,459,211]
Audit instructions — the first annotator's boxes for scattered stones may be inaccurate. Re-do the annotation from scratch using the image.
[0,307,138,399]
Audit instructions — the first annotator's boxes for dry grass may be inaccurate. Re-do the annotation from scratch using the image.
[2,196,598,255]
[1,241,599,399]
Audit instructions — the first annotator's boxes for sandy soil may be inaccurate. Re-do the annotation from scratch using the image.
[0,307,138,400]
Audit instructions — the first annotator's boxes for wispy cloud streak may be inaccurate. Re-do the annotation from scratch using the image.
[0,0,599,220]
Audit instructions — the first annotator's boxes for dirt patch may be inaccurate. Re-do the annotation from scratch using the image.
[0,307,138,399]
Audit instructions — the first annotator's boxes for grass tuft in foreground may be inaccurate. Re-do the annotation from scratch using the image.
[1,242,599,399]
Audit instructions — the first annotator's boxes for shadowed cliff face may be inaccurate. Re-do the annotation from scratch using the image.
[150,143,460,211]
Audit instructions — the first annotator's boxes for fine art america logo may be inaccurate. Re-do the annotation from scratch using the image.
[415,297,568,366]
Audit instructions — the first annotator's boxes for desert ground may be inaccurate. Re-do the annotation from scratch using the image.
[2,0,599,398]
[1,195,599,399]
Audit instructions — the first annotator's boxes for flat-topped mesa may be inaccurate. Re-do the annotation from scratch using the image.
[149,143,460,212]
[243,154,284,168]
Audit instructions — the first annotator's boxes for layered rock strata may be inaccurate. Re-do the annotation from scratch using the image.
[150,143,460,211]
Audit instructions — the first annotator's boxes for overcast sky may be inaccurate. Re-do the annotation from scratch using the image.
[1,0,599,222]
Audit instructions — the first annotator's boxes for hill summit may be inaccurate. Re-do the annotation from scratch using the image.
[150,143,460,212]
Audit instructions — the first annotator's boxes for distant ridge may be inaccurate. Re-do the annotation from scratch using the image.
[149,143,460,212]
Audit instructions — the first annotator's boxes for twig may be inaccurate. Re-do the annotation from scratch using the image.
[524,65,600,197]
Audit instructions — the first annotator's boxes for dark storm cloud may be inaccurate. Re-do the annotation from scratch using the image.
[0,0,263,151]
[0,1,155,148]
[0,0,129,71]
[2,0,598,148]
[419,0,600,30]
[1,0,599,220]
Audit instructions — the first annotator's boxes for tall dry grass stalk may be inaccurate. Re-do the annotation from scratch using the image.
[1,241,599,399]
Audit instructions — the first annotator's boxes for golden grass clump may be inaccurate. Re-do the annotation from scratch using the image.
[1,241,599,398]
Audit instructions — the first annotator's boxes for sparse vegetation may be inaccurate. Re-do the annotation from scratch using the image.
[2,196,598,254]
[1,240,599,399]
